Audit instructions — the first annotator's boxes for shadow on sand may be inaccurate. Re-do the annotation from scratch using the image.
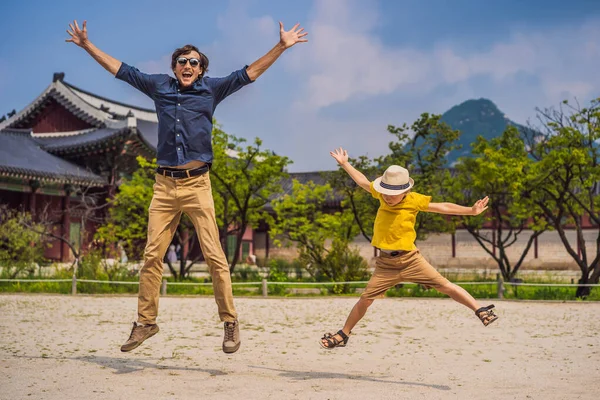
[15,355,227,376]
[248,365,451,391]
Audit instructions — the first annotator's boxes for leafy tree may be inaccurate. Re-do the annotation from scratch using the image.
[453,126,547,281]
[210,123,290,271]
[269,180,369,293]
[0,205,47,278]
[523,98,600,297]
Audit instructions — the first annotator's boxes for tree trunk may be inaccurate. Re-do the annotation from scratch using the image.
[229,222,247,273]
[575,277,591,298]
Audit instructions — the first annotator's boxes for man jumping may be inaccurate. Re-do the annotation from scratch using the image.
[66,19,307,354]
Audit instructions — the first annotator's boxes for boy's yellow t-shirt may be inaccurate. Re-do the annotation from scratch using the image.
[370,182,431,251]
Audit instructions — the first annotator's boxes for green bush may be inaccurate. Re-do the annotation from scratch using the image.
[315,245,370,294]
[266,258,289,296]
[0,207,48,279]
[232,266,262,282]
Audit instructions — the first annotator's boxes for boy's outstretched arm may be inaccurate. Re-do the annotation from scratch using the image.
[330,147,371,192]
[427,196,489,216]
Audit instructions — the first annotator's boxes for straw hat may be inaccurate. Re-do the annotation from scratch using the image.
[372,165,414,195]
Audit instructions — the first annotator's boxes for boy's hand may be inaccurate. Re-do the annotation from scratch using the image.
[471,196,489,215]
[330,147,349,166]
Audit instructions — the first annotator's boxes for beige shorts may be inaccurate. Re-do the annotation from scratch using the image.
[361,250,450,299]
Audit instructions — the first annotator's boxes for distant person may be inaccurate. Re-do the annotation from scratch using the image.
[117,241,128,264]
[66,19,308,354]
[320,148,498,349]
[166,245,177,264]
[175,244,181,261]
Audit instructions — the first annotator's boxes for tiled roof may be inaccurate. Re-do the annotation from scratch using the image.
[0,129,106,185]
[64,81,158,122]
[33,126,130,152]
[0,81,113,131]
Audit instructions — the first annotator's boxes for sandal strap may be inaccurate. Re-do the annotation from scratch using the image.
[475,304,495,316]
[324,335,341,347]
[336,329,349,341]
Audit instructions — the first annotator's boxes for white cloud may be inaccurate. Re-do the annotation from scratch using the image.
[289,0,600,111]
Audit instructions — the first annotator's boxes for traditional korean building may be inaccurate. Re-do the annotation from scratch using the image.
[0,73,158,262]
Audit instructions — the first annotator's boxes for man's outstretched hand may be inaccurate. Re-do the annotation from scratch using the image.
[279,22,308,49]
[66,20,88,47]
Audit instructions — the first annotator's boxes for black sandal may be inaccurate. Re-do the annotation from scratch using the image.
[475,304,499,327]
[319,329,350,349]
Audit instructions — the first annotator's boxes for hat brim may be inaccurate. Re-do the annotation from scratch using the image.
[373,177,414,195]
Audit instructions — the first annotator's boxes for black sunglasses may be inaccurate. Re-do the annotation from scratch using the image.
[177,57,201,67]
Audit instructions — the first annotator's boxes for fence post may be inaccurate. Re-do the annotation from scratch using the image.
[496,273,504,299]
[261,279,268,297]
[161,279,167,296]
[71,274,77,295]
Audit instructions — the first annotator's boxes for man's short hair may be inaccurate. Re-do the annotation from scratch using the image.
[171,44,209,77]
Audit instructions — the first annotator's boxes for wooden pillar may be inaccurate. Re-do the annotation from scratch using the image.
[265,230,270,259]
[28,180,40,219]
[451,232,456,258]
[492,229,496,257]
[61,187,71,262]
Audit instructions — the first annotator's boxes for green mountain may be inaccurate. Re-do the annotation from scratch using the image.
[439,98,525,165]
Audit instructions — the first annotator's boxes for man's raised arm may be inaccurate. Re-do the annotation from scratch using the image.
[246,22,308,81]
[66,20,121,76]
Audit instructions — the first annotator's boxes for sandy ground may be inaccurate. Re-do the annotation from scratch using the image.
[0,295,598,400]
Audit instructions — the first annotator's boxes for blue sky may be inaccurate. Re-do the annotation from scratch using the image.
[1,0,599,171]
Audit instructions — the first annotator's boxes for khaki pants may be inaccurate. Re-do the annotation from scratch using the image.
[137,172,237,325]
[361,250,449,299]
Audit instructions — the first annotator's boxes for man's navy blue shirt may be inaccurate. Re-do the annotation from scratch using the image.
[116,62,253,166]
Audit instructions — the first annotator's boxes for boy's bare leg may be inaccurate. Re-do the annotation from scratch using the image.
[435,282,479,311]
[321,297,374,347]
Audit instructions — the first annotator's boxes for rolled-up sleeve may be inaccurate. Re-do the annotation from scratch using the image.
[206,66,253,106]
[115,62,161,99]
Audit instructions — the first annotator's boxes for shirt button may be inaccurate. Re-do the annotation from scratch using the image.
[177,134,180,137]
[176,119,179,122]
[177,103,181,106]
[177,147,181,151]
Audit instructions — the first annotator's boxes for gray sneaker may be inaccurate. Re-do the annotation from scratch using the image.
[120,322,159,352]
[223,320,241,354]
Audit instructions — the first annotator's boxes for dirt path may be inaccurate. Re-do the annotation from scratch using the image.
[0,295,598,400]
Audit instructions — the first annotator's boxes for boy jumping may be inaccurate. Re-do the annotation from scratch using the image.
[320,148,498,349]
